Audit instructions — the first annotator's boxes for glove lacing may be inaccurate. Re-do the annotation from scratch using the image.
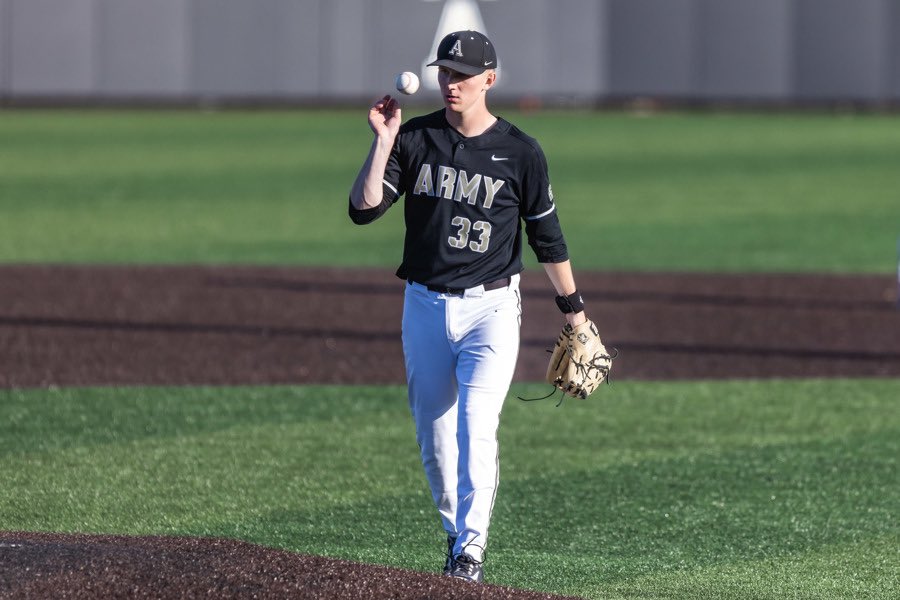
[518,347,618,406]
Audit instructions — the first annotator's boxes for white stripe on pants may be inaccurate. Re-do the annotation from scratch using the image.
[402,275,521,562]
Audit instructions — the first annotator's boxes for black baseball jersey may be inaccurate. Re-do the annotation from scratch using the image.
[350,109,568,289]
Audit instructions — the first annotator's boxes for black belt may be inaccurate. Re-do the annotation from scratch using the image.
[411,277,511,295]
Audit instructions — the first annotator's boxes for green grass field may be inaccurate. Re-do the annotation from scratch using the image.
[2,109,899,598]
[2,381,897,599]
[1,110,898,272]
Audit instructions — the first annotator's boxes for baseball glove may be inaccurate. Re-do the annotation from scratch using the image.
[546,319,614,399]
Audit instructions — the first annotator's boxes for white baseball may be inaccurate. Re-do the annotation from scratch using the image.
[395,71,420,95]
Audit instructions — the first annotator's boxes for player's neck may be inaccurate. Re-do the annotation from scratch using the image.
[445,105,497,138]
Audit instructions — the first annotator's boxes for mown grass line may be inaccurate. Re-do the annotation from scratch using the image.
[1,110,898,272]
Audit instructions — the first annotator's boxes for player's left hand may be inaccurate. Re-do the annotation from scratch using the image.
[546,319,615,399]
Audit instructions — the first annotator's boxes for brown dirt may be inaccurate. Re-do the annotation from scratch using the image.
[0,531,581,600]
[1,264,898,389]
[1,264,898,599]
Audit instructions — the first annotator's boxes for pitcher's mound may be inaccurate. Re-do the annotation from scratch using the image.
[0,531,581,600]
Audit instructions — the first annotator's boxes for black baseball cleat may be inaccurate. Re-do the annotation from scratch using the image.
[449,553,484,583]
[442,536,457,575]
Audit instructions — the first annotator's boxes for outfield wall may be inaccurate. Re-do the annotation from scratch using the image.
[0,0,897,106]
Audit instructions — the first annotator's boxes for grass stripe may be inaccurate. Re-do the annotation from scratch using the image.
[2,110,899,272]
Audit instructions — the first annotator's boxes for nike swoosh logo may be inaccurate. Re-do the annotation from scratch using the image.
[484,61,493,66]
[491,155,508,161]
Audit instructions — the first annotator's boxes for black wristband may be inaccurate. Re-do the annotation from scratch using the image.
[554,291,585,314]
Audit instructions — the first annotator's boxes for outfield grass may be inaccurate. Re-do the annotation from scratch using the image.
[1,110,898,272]
[2,380,897,599]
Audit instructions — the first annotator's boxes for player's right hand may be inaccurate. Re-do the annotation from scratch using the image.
[369,95,402,139]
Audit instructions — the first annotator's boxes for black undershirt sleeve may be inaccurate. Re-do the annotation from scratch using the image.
[348,135,404,225]
[520,144,568,262]
[348,194,392,224]
[526,213,569,263]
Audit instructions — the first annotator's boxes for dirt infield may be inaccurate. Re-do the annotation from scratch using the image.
[1,264,898,389]
[1,264,899,599]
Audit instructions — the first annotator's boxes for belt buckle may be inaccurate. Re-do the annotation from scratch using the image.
[426,282,462,295]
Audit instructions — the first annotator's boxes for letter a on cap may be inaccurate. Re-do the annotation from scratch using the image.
[421,0,496,90]
[449,39,463,57]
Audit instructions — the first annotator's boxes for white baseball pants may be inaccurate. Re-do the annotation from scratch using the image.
[402,275,521,562]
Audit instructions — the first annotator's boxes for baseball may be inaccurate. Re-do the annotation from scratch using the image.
[395,71,420,95]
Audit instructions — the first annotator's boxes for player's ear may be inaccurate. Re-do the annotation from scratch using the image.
[484,69,497,90]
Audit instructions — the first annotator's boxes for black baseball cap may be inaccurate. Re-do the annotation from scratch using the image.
[427,30,497,76]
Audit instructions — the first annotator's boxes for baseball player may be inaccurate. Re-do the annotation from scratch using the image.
[349,30,590,583]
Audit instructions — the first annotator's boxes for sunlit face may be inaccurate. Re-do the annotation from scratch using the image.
[437,66,496,115]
